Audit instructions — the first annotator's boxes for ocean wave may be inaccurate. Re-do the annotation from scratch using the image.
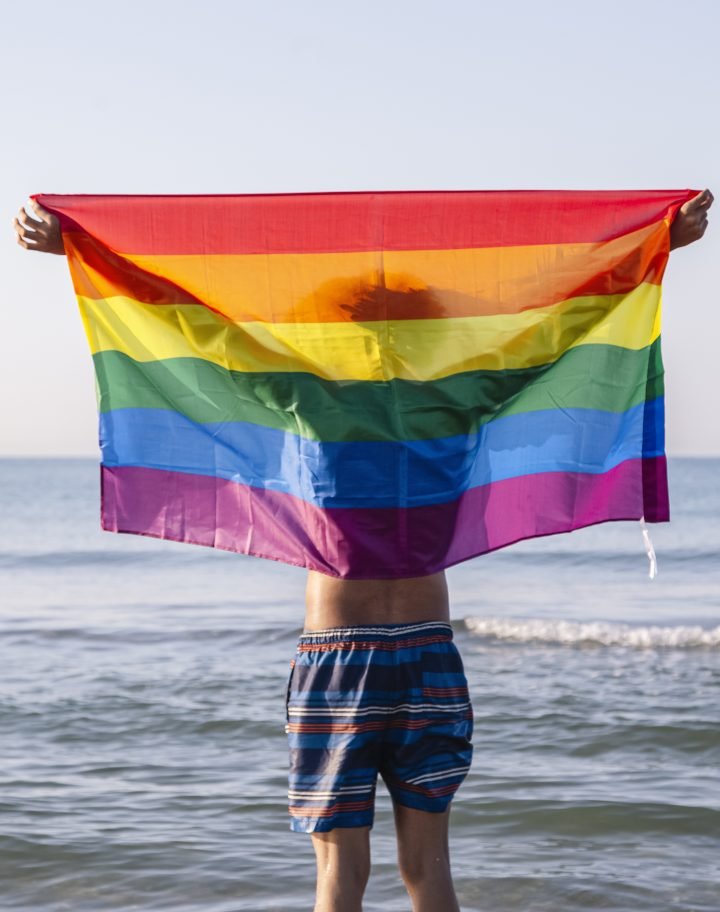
[463,617,720,648]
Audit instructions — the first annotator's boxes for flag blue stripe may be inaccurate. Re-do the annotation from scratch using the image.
[99,398,664,509]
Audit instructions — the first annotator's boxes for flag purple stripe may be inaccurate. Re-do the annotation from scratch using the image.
[101,458,668,579]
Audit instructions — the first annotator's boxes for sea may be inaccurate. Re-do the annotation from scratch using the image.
[1,458,718,912]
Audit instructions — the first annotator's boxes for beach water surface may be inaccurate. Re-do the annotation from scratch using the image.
[1,458,719,911]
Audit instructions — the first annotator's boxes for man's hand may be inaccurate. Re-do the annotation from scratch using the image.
[13,200,65,254]
[670,189,713,250]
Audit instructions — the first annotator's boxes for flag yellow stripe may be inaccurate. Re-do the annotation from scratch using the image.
[79,283,661,382]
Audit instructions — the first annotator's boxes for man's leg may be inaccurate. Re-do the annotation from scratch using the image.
[311,826,371,912]
[381,623,471,912]
[287,626,381,909]
[393,805,460,912]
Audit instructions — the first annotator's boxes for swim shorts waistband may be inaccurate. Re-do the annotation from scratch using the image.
[298,621,453,650]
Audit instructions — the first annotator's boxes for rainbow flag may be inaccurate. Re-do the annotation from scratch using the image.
[36,190,694,578]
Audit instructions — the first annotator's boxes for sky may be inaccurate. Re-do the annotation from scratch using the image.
[2,0,719,455]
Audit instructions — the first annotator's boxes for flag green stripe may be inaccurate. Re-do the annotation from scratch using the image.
[93,340,663,443]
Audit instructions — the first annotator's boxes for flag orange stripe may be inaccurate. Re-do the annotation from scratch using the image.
[63,221,668,323]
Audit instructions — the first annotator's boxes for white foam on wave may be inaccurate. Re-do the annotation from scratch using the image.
[463,617,720,648]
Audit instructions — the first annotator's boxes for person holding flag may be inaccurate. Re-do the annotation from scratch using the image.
[14,188,712,912]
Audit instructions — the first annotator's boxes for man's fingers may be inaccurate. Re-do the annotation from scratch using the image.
[682,189,712,213]
[13,214,33,236]
[694,189,713,210]
[15,212,51,243]
[16,209,46,234]
[29,198,55,224]
[15,212,36,233]
[13,211,53,249]
[15,231,39,250]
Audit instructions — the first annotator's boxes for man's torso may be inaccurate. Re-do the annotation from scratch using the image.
[304,570,449,630]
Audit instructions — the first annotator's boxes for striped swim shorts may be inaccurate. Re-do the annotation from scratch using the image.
[285,621,473,833]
